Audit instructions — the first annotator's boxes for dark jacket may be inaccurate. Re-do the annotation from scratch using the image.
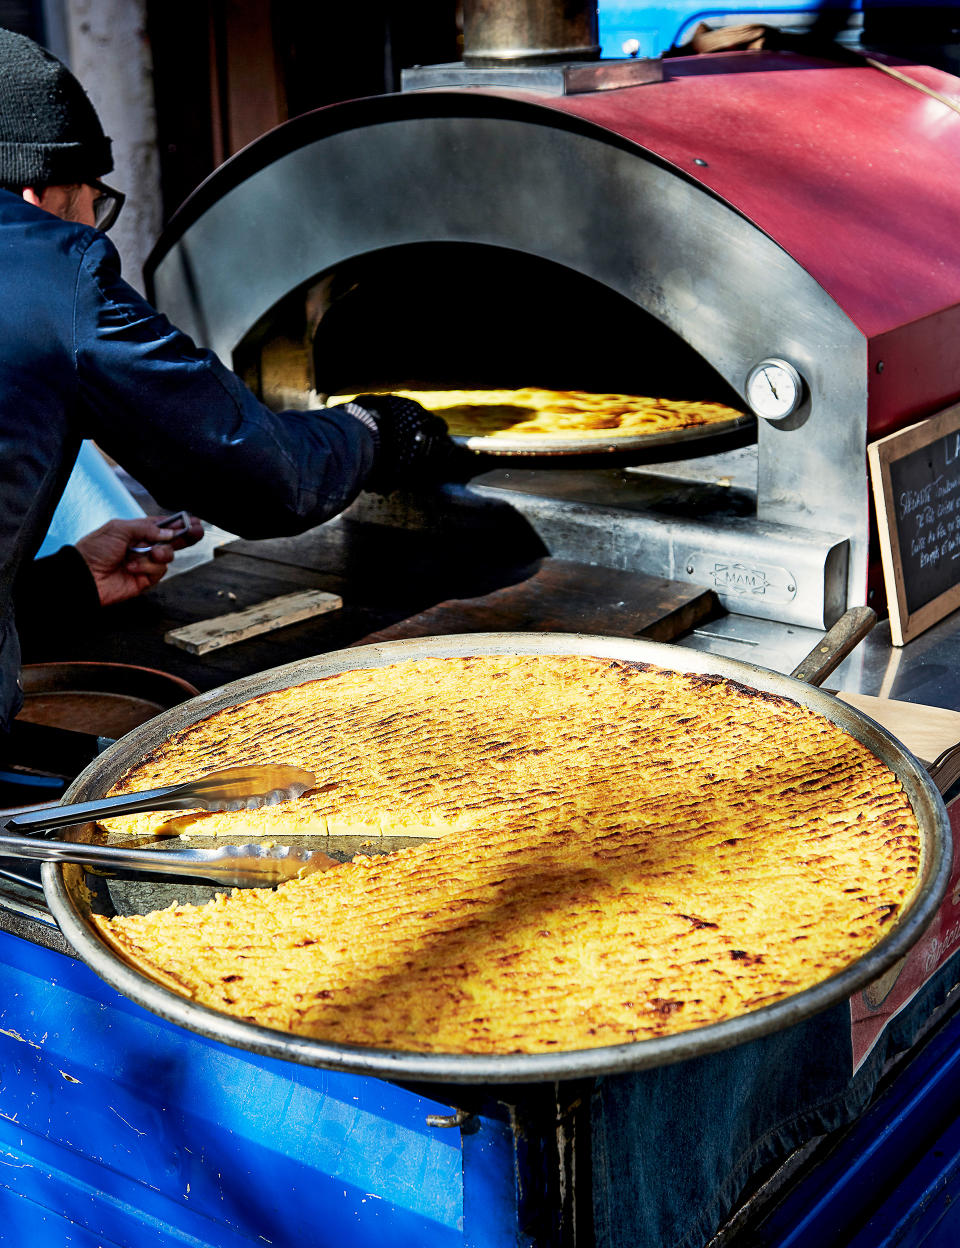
[0,190,377,729]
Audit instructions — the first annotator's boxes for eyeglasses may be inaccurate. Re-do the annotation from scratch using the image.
[89,179,125,231]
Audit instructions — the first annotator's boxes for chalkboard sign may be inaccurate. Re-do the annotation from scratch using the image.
[868,401,960,646]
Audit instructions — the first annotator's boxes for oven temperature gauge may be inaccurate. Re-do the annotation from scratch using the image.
[745,358,805,422]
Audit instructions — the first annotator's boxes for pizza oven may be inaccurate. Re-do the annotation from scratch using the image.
[144,29,960,635]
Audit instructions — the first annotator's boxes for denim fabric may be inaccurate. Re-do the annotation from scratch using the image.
[592,960,960,1248]
[0,189,377,729]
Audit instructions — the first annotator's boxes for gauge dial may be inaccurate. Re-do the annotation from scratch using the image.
[745,359,804,422]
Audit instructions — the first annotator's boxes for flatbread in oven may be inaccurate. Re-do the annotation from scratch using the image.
[327,387,745,440]
[93,654,921,1055]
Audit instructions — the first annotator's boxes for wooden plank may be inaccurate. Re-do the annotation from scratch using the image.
[868,401,960,646]
[836,691,960,767]
[96,555,355,692]
[219,0,287,156]
[164,589,342,655]
[37,530,717,694]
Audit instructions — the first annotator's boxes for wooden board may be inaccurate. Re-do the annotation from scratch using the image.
[164,589,342,655]
[26,522,718,695]
[357,558,718,646]
[836,691,960,767]
[868,401,960,645]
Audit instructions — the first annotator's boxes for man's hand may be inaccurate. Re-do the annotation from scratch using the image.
[74,515,204,607]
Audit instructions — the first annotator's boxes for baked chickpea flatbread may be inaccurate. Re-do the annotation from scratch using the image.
[94,655,920,1055]
[328,387,746,441]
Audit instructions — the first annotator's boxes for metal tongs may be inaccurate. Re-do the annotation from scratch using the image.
[0,765,341,888]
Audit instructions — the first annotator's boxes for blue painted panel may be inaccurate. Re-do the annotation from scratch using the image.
[0,931,466,1246]
[749,1005,960,1246]
[0,1193,125,1248]
[597,1,861,59]
[462,1112,527,1248]
[845,1111,960,1248]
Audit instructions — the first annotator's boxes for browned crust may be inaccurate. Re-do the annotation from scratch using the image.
[328,388,746,439]
[95,654,921,1054]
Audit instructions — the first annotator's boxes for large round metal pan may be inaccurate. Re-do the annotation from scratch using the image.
[42,633,950,1085]
[18,661,199,739]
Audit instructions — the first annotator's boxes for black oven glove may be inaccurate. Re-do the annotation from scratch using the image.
[347,394,476,493]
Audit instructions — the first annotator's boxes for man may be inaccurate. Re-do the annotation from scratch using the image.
[0,27,454,731]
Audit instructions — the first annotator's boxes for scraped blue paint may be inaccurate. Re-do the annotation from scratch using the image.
[0,931,466,1246]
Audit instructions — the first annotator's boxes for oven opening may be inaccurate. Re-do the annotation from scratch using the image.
[233,242,747,416]
[234,242,758,566]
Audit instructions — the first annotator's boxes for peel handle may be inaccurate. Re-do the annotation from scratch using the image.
[789,606,877,687]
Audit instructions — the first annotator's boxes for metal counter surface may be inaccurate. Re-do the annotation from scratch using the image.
[681,607,960,712]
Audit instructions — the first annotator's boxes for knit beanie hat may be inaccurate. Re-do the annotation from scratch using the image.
[0,27,112,190]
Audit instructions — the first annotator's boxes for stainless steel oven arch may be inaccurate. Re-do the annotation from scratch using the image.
[146,93,869,627]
